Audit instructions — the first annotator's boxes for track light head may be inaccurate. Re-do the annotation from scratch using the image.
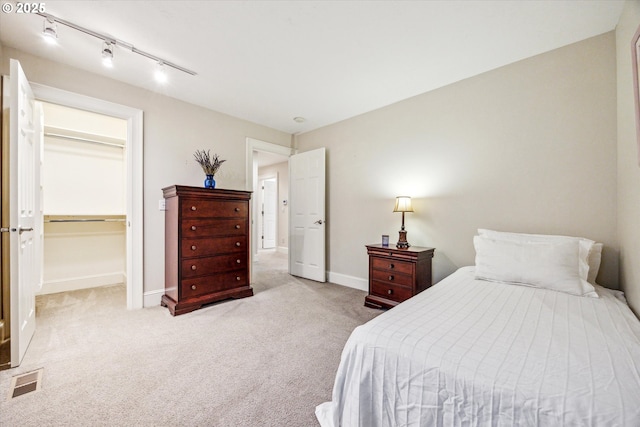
[154,61,168,84]
[102,41,114,68]
[42,18,58,44]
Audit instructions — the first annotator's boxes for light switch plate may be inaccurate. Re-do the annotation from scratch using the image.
[159,199,166,210]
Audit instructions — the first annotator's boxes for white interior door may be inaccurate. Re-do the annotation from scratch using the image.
[263,178,277,249]
[8,59,42,366]
[289,148,325,282]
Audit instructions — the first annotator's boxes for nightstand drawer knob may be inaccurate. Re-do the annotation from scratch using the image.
[235,242,241,247]
[387,289,393,295]
[191,206,197,211]
[389,263,395,269]
[191,225,197,231]
[235,207,240,212]
[191,245,197,250]
[235,224,241,229]
[191,285,197,290]
[388,275,394,281]
[191,265,197,270]
[236,259,241,264]
[236,276,241,281]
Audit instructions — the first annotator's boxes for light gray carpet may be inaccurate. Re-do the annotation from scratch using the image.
[0,251,380,426]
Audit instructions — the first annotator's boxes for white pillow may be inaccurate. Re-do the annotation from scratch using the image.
[477,229,602,284]
[473,235,599,298]
[586,243,603,285]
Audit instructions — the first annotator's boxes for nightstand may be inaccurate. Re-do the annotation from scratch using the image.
[364,244,435,310]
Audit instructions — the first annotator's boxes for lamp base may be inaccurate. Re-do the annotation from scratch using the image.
[396,230,410,249]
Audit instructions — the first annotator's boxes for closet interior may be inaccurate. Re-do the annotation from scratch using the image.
[41,102,127,296]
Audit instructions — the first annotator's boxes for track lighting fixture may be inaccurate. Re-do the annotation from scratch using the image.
[154,62,168,84]
[101,41,114,68]
[36,12,196,77]
[42,18,57,44]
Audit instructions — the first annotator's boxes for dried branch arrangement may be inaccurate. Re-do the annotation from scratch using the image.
[194,149,226,175]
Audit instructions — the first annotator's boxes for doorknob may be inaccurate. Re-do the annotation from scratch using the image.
[314,220,324,225]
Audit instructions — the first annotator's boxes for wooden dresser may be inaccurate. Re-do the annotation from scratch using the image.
[364,244,435,310]
[161,185,253,316]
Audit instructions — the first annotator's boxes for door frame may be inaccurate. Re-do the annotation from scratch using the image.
[245,137,293,282]
[32,83,144,309]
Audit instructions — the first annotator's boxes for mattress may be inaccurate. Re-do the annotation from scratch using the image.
[316,267,640,427]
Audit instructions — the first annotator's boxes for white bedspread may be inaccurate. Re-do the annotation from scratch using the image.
[316,267,640,427]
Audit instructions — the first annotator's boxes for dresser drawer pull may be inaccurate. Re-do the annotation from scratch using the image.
[387,289,393,295]
[191,225,197,231]
[235,224,241,229]
[234,207,240,212]
[191,265,197,270]
[389,263,395,269]
[191,284,197,290]
[236,259,241,264]
[236,276,241,281]
[191,245,197,251]
[235,242,241,247]
[388,275,394,281]
[191,206,197,211]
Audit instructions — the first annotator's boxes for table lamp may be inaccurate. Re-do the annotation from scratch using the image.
[393,196,413,249]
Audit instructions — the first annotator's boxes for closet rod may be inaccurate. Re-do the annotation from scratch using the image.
[45,218,126,223]
[45,132,125,149]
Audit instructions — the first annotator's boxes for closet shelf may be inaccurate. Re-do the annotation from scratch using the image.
[44,215,126,223]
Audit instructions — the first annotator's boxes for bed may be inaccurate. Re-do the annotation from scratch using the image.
[316,230,640,427]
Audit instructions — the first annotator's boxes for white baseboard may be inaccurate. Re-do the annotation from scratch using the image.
[39,272,126,295]
[327,271,368,292]
[144,289,164,307]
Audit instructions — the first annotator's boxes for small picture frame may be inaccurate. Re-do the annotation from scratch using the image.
[382,234,389,247]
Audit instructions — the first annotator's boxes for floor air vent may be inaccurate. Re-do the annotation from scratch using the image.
[8,368,43,399]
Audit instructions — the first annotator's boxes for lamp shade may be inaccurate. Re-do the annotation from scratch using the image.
[393,196,413,213]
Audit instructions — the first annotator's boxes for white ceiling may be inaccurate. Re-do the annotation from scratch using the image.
[0,1,624,135]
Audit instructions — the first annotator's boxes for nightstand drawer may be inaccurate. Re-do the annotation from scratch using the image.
[371,257,413,275]
[371,269,413,287]
[371,280,412,303]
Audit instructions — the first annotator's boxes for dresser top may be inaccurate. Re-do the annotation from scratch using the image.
[162,185,252,200]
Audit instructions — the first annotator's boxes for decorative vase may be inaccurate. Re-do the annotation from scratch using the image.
[204,174,216,189]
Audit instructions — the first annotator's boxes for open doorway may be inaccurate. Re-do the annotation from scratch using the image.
[246,138,292,281]
[255,153,289,271]
[40,102,127,299]
[31,82,144,310]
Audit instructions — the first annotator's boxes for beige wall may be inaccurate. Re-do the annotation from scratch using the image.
[616,0,640,316]
[258,161,289,251]
[295,33,618,288]
[0,47,292,302]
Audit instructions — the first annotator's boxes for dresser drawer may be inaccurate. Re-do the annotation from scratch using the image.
[371,257,413,275]
[371,269,413,287]
[181,199,247,219]
[181,236,247,257]
[181,272,248,299]
[182,219,247,237]
[181,254,246,278]
[371,280,412,303]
